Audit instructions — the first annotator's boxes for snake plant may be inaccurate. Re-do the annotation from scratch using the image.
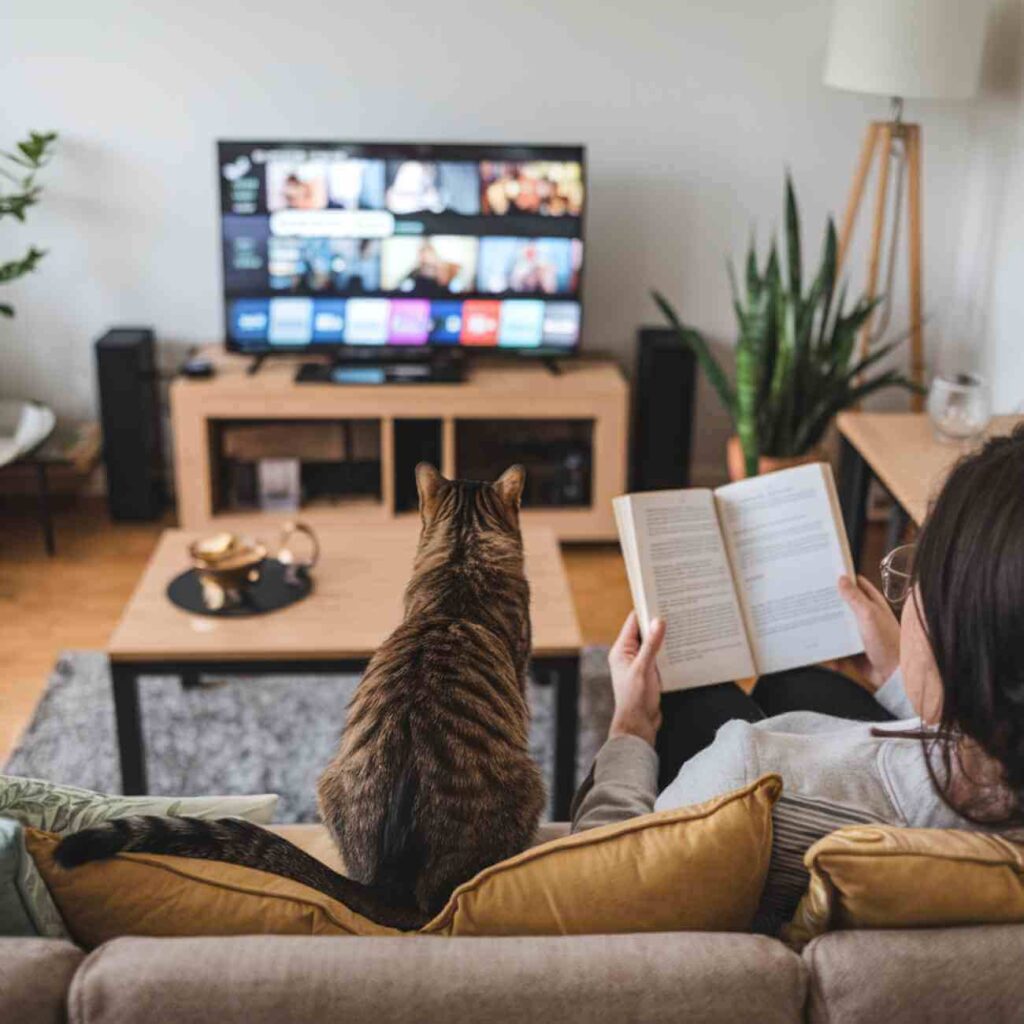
[653,175,921,478]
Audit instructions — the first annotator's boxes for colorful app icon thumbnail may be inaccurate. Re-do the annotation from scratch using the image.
[344,298,391,345]
[268,298,313,345]
[312,300,346,343]
[229,299,270,342]
[429,300,463,344]
[388,299,430,344]
[498,300,544,347]
[542,302,581,346]
[460,300,501,345]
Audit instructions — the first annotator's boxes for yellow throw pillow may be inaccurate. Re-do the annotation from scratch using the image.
[785,824,1024,948]
[427,774,781,936]
[27,773,780,948]
[25,829,400,948]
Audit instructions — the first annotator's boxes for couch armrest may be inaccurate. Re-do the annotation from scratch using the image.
[0,938,83,1024]
[804,925,1024,1024]
[71,933,805,1024]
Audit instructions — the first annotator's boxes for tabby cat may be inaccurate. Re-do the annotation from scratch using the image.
[56,464,546,930]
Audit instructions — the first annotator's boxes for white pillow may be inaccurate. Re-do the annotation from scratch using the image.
[0,774,278,937]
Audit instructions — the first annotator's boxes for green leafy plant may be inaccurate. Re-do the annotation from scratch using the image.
[653,175,921,478]
[1,130,58,317]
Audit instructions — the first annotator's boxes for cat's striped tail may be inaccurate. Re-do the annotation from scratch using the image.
[54,816,429,931]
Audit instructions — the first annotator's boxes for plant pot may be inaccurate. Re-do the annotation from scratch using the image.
[726,436,825,481]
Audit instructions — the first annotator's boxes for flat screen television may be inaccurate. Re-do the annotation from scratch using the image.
[218,141,586,356]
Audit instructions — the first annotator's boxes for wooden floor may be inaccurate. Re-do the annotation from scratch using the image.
[0,496,887,763]
[0,498,632,761]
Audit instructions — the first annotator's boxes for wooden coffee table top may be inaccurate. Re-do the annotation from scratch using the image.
[108,524,583,662]
[837,412,1023,525]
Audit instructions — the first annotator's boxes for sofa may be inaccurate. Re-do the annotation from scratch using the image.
[6,824,1024,1024]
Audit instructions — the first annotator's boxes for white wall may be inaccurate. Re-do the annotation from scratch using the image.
[939,0,1023,413]
[2,0,1020,481]
[976,3,1024,414]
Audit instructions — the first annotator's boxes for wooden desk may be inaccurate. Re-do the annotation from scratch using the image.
[836,412,1023,566]
[0,421,101,555]
[108,524,584,817]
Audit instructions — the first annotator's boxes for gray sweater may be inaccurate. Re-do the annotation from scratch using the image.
[572,672,971,932]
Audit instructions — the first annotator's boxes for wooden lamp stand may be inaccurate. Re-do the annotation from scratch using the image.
[836,111,925,411]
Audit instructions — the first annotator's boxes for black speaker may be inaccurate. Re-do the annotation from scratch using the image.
[630,326,697,491]
[95,327,166,520]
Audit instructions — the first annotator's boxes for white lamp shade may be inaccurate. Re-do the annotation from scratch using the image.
[824,0,989,100]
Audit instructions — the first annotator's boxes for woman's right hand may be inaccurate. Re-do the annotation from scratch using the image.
[838,574,901,691]
[608,611,666,747]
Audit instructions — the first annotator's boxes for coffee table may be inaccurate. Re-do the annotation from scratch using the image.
[107,524,584,817]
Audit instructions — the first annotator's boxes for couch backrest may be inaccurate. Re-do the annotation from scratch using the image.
[64,933,806,1024]
[19,924,1024,1024]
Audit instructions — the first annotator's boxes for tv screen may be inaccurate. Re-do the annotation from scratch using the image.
[218,141,586,354]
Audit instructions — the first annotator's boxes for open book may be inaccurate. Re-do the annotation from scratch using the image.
[614,462,863,691]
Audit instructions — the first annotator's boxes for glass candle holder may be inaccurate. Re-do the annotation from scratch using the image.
[926,373,992,444]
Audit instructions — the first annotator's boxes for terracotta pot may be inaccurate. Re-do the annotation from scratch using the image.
[726,436,825,481]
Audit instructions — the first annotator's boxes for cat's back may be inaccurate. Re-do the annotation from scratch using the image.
[341,610,530,762]
[317,466,545,909]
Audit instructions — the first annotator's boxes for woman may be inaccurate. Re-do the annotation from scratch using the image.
[573,426,1024,932]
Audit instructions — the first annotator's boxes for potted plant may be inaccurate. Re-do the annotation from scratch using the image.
[0,131,58,467]
[1,130,57,318]
[653,175,920,479]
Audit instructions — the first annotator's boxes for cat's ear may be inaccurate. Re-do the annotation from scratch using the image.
[494,464,526,508]
[416,463,446,514]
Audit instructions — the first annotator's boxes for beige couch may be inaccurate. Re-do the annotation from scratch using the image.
[6,824,1024,1024]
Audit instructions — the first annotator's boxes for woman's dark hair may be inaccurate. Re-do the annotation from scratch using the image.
[909,422,1024,825]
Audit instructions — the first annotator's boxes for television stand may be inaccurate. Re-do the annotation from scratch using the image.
[542,356,564,376]
[294,350,464,385]
[171,346,627,541]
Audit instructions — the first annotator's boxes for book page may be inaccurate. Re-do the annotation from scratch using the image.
[714,463,863,675]
[614,490,755,692]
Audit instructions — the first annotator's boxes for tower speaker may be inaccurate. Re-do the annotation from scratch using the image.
[630,327,697,491]
[95,327,166,520]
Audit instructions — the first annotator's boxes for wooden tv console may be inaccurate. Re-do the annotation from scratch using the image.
[171,348,628,541]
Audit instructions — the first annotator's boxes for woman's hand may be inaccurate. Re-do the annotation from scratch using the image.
[608,611,666,747]
[838,575,901,691]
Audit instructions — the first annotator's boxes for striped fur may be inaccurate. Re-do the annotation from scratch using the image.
[55,464,544,931]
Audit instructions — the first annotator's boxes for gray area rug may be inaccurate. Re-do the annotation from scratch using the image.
[4,649,613,823]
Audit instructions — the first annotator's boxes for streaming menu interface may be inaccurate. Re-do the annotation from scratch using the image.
[219,142,585,352]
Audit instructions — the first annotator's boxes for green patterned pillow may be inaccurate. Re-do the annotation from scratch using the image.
[0,775,278,938]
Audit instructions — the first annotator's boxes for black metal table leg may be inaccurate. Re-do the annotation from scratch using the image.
[838,437,871,571]
[180,668,202,689]
[539,655,580,821]
[111,661,147,795]
[35,462,55,556]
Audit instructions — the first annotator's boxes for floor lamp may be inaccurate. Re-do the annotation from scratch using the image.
[823,0,989,410]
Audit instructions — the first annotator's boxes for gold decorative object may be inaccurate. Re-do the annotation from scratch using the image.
[188,533,267,610]
[186,523,319,611]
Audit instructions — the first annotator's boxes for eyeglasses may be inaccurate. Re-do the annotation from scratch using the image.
[880,544,916,606]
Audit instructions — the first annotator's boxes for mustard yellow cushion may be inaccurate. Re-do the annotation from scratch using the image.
[27,773,780,948]
[425,774,781,936]
[785,824,1024,948]
[25,829,400,947]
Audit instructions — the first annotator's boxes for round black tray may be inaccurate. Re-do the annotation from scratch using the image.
[167,559,313,618]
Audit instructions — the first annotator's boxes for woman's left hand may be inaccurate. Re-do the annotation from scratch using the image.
[838,574,901,690]
[608,612,666,747]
